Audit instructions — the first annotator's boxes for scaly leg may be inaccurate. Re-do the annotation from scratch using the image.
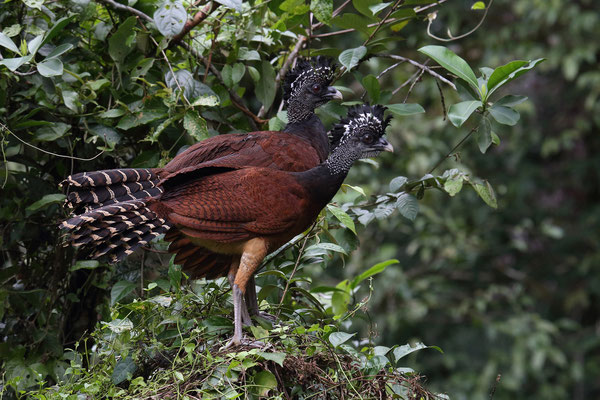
[245,275,276,322]
[228,238,268,346]
[228,259,251,326]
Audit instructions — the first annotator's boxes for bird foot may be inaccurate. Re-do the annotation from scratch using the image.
[223,335,269,350]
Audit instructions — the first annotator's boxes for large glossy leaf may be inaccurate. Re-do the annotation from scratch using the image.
[489,104,520,126]
[153,0,187,38]
[395,193,419,221]
[40,16,76,48]
[389,176,408,192]
[470,179,498,208]
[339,46,367,71]
[254,371,277,396]
[418,45,479,91]
[329,332,356,347]
[0,55,32,71]
[447,100,482,127]
[477,115,492,153]
[487,58,545,96]
[256,60,276,109]
[111,355,136,385]
[108,16,137,63]
[27,194,66,211]
[0,32,20,54]
[352,0,380,18]
[37,58,63,77]
[327,204,357,235]
[184,110,209,141]
[215,0,242,11]
[362,74,380,103]
[495,94,528,107]
[351,259,399,289]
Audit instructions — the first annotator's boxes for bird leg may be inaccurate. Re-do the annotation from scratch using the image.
[245,275,277,322]
[227,259,252,327]
[227,239,268,347]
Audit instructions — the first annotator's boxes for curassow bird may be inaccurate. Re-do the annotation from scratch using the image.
[61,57,341,315]
[61,105,393,345]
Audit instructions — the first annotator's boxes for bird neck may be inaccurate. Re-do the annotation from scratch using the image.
[295,140,361,205]
[284,111,329,162]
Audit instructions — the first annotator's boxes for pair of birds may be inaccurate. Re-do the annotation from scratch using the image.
[61,57,394,345]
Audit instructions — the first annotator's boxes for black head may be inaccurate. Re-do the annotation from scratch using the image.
[329,104,393,157]
[283,56,342,109]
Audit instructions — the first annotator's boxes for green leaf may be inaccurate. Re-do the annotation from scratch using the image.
[395,193,419,221]
[215,0,242,12]
[256,60,276,110]
[495,94,527,107]
[389,176,408,192]
[369,2,391,16]
[305,242,348,255]
[153,0,187,37]
[338,46,367,71]
[444,176,463,196]
[332,13,373,36]
[352,0,380,18]
[37,58,63,77]
[477,115,492,153]
[491,131,500,145]
[489,105,520,126]
[27,35,43,55]
[0,32,20,54]
[23,0,43,10]
[254,371,277,396]
[110,280,137,305]
[470,179,498,208]
[46,43,74,59]
[389,8,417,19]
[257,352,286,367]
[310,0,333,25]
[351,259,399,289]
[329,331,356,347]
[447,100,482,127]
[361,74,380,103]
[40,16,76,48]
[393,342,441,362]
[108,16,137,63]
[386,103,425,116]
[112,355,136,385]
[27,193,66,211]
[0,55,33,72]
[35,123,70,141]
[471,1,485,10]
[231,63,245,85]
[184,111,209,142]
[418,45,479,91]
[327,204,357,235]
[486,58,545,96]
[70,260,100,271]
[103,318,134,333]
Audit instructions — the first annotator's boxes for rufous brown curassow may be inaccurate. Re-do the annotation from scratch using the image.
[61,56,342,318]
[61,104,394,345]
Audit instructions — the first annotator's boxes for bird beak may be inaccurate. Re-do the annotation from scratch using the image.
[324,86,343,100]
[376,138,394,153]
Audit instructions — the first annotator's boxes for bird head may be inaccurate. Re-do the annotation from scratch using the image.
[329,104,394,158]
[283,56,342,110]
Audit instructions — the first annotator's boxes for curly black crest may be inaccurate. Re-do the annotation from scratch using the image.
[329,104,392,148]
[282,56,337,102]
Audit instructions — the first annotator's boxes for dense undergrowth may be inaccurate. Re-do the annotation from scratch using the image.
[8,261,443,399]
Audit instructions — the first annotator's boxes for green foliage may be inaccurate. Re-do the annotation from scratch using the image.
[2,0,594,399]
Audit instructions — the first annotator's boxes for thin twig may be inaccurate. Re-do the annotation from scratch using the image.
[435,78,447,120]
[377,54,456,90]
[0,122,105,161]
[276,221,319,312]
[392,69,421,96]
[96,0,153,22]
[427,0,493,42]
[428,126,478,174]
[403,69,424,102]
[171,1,215,44]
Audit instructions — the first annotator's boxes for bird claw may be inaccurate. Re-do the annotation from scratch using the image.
[222,335,269,350]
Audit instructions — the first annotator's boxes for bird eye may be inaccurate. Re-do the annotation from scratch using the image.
[363,133,374,144]
[311,84,321,93]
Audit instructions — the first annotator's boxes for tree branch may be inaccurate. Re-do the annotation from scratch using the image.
[96,0,153,22]
[171,1,216,44]
[377,53,456,90]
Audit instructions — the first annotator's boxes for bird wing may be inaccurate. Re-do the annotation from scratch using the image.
[158,168,308,243]
[160,131,321,185]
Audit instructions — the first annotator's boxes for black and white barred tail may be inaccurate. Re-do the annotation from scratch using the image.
[61,199,172,263]
[60,168,163,211]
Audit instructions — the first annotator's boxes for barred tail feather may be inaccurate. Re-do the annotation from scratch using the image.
[60,199,171,263]
[61,168,162,211]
